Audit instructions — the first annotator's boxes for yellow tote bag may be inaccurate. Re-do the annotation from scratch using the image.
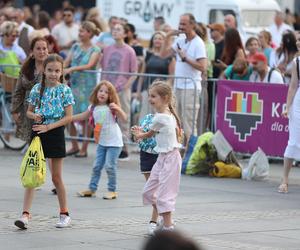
[20,136,46,188]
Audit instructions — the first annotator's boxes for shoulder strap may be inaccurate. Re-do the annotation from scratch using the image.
[88,105,96,127]
[296,57,299,80]
[267,68,275,83]
[267,67,285,83]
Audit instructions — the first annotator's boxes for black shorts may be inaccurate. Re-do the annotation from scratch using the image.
[31,126,66,158]
[140,150,158,173]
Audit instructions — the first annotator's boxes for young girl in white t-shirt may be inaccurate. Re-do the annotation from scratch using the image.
[74,80,127,200]
[132,80,182,231]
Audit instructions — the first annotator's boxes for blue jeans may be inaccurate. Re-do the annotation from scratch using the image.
[89,145,122,192]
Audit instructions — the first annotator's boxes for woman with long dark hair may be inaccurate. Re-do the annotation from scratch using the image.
[215,28,246,73]
[11,37,49,142]
[270,31,298,83]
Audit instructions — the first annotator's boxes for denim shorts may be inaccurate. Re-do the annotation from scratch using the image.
[140,150,158,173]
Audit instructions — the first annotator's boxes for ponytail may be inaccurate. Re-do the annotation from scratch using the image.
[168,101,183,143]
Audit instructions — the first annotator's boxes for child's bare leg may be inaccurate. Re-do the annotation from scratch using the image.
[151,204,159,222]
[23,188,35,214]
[161,212,172,227]
[51,158,68,211]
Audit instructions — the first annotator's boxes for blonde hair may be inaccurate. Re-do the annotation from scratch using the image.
[0,21,18,36]
[81,20,101,37]
[149,81,182,140]
[89,80,120,106]
[153,30,166,39]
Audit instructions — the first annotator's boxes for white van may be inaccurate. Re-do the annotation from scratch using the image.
[96,0,281,40]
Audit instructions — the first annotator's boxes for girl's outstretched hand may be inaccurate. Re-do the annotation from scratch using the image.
[32,124,49,134]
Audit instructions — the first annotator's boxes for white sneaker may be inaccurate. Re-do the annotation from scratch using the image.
[162,225,175,231]
[148,221,157,235]
[55,214,71,228]
[14,216,29,229]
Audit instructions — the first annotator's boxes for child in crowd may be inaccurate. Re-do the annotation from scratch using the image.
[133,113,159,235]
[132,81,182,232]
[76,80,127,200]
[14,54,75,229]
[245,37,260,63]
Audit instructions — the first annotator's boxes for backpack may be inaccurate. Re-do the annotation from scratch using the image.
[88,105,96,128]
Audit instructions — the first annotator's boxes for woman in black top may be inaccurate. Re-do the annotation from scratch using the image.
[137,31,175,119]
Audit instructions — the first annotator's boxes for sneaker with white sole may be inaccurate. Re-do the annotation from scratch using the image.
[103,191,117,200]
[77,189,96,197]
[147,221,157,235]
[55,214,71,228]
[14,216,29,229]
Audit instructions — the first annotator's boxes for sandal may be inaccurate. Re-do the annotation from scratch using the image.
[278,183,288,193]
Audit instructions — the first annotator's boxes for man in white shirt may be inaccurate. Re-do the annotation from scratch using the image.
[249,53,284,84]
[52,6,79,55]
[161,13,207,139]
[267,11,293,48]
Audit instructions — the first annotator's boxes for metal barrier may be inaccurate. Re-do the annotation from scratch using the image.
[0,65,205,147]
[66,69,201,145]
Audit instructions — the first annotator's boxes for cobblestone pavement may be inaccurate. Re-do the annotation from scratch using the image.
[1,144,300,249]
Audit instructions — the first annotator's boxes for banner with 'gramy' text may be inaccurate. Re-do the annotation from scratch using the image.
[216,80,289,157]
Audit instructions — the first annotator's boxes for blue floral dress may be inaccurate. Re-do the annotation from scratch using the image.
[27,83,75,124]
[139,114,157,154]
[69,43,100,114]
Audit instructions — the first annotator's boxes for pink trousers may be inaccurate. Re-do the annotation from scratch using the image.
[143,149,182,214]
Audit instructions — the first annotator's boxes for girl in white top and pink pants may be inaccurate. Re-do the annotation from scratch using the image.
[132,81,182,231]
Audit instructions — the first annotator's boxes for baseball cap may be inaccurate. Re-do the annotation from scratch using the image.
[208,23,225,35]
[252,53,267,64]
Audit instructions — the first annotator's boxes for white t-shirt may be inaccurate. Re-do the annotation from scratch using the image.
[171,35,206,90]
[267,23,293,48]
[150,113,181,153]
[91,105,123,147]
[249,67,284,84]
[51,22,79,53]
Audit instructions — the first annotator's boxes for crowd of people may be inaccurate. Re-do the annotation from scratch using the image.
[0,2,300,245]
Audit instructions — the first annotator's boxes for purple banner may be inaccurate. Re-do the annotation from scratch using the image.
[216,80,289,157]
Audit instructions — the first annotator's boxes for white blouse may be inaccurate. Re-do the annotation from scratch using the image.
[91,105,123,147]
[150,113,181,153]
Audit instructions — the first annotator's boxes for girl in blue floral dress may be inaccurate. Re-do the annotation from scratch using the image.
[64,21,101,157]
[14,54,75,230]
